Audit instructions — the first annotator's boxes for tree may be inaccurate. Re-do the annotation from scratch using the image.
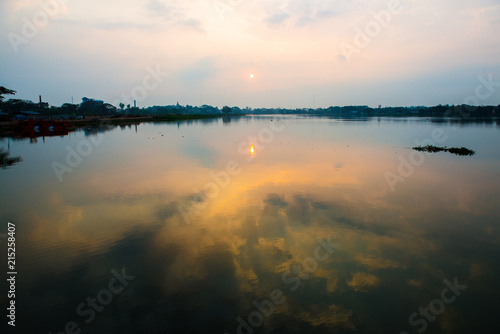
[60,103,78,114]
[222,106,231,114]
[104,103,117,113]
[79,99,108,115]
[0,99,37,114]
[119,103,125,111]
[0,86,16,102]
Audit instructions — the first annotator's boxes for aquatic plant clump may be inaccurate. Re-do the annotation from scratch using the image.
[413,145,475,156]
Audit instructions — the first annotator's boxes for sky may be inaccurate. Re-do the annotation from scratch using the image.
[1,0,500,108]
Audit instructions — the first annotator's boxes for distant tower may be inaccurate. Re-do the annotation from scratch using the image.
[134,100,137,108]
[39,95,42,104]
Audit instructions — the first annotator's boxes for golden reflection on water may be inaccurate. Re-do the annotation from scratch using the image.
[7,118,500,333]
[22,131,500,271]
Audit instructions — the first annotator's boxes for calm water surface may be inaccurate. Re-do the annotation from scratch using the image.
[1,116,499,333]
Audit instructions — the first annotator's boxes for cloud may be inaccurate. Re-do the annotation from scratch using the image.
[297,304,354,328]
[260,0,342,28]
[2,0,500,107]
[316,9,336,19]
[176,17,204,31]
[49,0,204,33]
[142,0,205,31]
[264,193,288,207]
[286,0,340,27]
[347,272,381,292]
[295,9,336,27]
[145,0,175,18]
[57,19,160,31]
[355,254,400,270]
[4,0,39,12]
[265,12,291,26]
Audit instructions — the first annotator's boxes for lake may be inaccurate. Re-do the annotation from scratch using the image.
[1,116,499,334]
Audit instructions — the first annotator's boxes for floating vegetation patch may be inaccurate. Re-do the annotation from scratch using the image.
[413,145,475,156]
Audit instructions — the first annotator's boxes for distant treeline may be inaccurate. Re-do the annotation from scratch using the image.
[249,105,500,117]
[0,98,117,117]
[1,97,499,118]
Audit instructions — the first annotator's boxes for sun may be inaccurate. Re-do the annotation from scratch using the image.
[249,74,254,79]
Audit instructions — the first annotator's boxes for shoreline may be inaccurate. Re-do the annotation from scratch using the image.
[1,114,498,139]
[0,114,226,137]
[67,113,225,127]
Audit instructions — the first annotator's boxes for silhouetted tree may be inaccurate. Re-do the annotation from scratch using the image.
[0,99,37,114]
[60,103,78,114]
[119,103,125,111]
[104,103,117,113]
[0,86,16,101]
[222,106,231,114]
[79,99,108,115]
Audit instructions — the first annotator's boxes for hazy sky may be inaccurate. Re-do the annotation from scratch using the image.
[1,0,500,108]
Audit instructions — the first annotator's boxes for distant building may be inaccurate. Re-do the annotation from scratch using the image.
[82,97,104,105]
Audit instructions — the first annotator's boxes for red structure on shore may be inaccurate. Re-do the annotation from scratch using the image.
[13,118,75,139]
